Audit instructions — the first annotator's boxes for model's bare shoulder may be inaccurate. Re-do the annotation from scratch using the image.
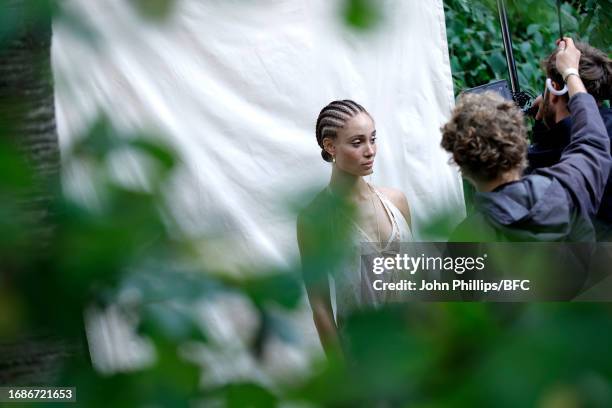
[298,189,331,224]
[297,188,336,247]
[377,186,411,227]
[297,188,335,281]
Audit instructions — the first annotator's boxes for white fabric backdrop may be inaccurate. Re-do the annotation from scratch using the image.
[54,0,464,268]
[52,0,464,377]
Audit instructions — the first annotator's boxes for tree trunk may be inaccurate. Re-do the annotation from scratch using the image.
[0,0,59,176]
[0,0,74,385]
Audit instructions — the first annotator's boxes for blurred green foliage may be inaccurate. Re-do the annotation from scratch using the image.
[2,0,612,407]
[342,0,381,30]
[128,0,177,22]
[1,113,309,406]
[444,0,611,95]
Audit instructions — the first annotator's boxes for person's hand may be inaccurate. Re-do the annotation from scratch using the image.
[555,37,581,75]
[555,37,587,97]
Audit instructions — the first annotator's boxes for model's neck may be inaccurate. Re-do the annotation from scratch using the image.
[473,170,522,193]
[328,166,370,200]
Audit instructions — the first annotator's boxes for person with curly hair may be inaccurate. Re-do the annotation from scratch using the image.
[527,42,612,240]
[441,38,610,242]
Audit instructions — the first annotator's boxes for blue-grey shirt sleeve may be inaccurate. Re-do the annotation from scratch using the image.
[534,92,611,216]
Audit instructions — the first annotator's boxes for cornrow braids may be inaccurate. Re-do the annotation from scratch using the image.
[316,99,367,162]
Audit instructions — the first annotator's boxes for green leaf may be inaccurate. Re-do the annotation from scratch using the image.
[138,302,207,343]
[128,139,176,172]
[211,382,278,408]
[242,273,302,310]
[526,23,540,36]
[127,0,176,21]
[487,52,507,75]
[342,0,381,30]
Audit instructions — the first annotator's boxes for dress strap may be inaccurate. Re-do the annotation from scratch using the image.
[369,184,399,250]
[326,184,399,248]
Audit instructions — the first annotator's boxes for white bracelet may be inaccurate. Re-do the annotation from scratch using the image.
[564,72,581,82]
[562,68,579,82]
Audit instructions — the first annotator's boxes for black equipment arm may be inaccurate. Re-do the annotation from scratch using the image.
[497,0,520,95]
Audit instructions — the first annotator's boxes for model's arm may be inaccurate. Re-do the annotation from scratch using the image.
[297,214,342,359]
[535,38,611,216]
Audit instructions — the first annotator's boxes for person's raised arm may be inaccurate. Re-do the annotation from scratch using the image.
[556,38,587,97]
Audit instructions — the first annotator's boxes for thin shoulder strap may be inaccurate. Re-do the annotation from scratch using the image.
[369,185,398,230]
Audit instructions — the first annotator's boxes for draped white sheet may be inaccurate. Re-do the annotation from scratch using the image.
[52,0,464,377]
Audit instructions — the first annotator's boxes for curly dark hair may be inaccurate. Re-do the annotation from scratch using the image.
[544,42,612,102]
[440,92,527,182]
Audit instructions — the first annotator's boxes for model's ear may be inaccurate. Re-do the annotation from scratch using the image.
[322,137,336,157]
[549,81,562,103]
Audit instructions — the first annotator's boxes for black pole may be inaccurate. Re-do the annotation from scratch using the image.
[497,0,520,95]
[557,0,564,40]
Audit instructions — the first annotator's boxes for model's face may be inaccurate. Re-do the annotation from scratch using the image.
[327,113,377,176]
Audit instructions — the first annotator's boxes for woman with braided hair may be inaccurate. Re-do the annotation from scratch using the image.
[297,99,413,357]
